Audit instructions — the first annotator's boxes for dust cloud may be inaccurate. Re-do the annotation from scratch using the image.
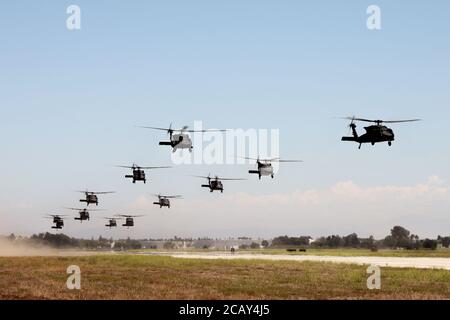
[0,238,58,256]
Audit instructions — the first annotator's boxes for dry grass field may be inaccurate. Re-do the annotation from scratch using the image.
[0,254,449,300]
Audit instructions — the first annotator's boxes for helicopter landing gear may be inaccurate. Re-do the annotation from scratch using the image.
[259,175,261,180]
[388,141,392,146]
[221,189,223,193]
[358,143,362,150]
[271,174,274,179]
[144,179,146,184]
[133,180,136,184]
[371,142,375,146]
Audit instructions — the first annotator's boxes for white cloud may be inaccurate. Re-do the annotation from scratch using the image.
[2,177,449,239]
[127,176,450,239]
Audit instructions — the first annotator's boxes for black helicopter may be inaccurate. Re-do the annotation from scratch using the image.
[78,190,115,206]
[194,174,246,193]
[65,207,104,222]
[45,214,67,229]
[153,194,182,209]
[116,215,144,228]
[138,123,225,153]
[242,156,303,180]
[104,217,121,228]
[116,163,171,184]
[341,117,421,149]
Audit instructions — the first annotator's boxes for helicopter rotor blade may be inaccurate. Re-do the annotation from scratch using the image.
[236,156,260,161]
[116,214,144,218]
[273,159,303,163]
[64,207,106,211]
[342,117,376,123]
[343,117,421,124]
[192,175,211,179]
[76,190,115,195]
[381,119,422,124]
[136,126,172,131]
[83,191,116,194]
[183,129,226,133]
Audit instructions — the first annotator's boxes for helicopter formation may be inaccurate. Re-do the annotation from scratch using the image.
[45,119,420,230]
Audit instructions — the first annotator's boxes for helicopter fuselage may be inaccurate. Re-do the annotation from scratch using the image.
[105,219,117,228]
[80,194,98,206]
[342,124,395,148]
[202,179,224,193]
[74,210,90,222]
[360,125,395,143]
[122,217,134,227]
[249,162,275,179]
[153,197,171,208]
[159,133,193,152]
[125,169,146,183]
[52,218,64,229]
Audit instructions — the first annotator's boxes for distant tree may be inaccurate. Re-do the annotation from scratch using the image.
[261,240,269,248]
[438,236,450,248]
[384,226,412,249]
[250,242,260,249]
[343,233,360,247]
[360,236,375,249]
[163,241,175,250]
[326,235,343,248]
[272,236,310,247]
[422,239,438,250]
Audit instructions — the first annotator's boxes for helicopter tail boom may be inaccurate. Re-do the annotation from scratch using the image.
[249,170,260,174]
[341,136,358,142]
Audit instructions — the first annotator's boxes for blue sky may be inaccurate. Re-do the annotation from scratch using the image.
[0,1,449,239]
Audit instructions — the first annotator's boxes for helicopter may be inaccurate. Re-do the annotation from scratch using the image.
[341,117,421,149]
[194,174,246,193]
[65,207,104,222]
[116,215,144,228]
[242,156,303,180]
[78,190,115,206]
[153,194,183,209]
[138,123,226,152]
[116,163,171,184]
[104,217,121,228]
[45,214,67,229]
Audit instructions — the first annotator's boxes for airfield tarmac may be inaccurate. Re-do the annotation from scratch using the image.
[137,252,450,270]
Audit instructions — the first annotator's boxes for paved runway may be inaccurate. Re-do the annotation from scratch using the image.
[166,252,450,270]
